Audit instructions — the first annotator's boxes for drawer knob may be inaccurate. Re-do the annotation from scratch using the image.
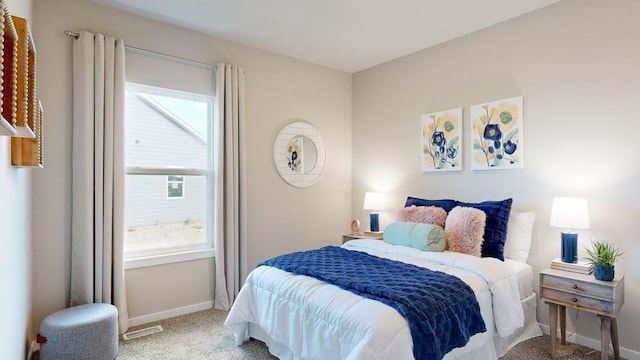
[572,297,578,303]
[572,284,578,289]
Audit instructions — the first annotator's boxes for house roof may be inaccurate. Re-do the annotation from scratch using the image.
[136,93,207,144]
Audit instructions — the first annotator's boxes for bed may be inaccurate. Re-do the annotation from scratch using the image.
[225,199,542,359]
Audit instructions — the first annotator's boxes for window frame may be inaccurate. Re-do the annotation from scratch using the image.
[167,174,185,199]
[123,82,216,266]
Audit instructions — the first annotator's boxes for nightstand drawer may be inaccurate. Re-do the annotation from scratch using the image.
[541,273,613,301]
[541,288,615,314]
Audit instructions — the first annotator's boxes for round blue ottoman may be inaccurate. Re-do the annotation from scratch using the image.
[38,303,118,360]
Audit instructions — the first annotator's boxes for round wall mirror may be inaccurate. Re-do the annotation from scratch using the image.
[273,121,327,187]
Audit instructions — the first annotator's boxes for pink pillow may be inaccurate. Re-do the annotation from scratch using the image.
[397,205,447,227]
[445,207,486,257]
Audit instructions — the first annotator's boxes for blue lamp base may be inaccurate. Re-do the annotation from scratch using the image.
[369,213,379,232]
[561,232,578,263]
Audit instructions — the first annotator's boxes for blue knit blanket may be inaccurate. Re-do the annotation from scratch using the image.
[259,246,486,360]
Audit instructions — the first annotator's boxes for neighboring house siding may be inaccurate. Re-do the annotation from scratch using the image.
[125,92,207,227]
[126,92,206,169]
[126,175,206,227]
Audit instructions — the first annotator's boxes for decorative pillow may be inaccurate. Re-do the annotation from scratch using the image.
[457,198,513,261]
[503,211,536,262]
[445,207,487,257]
[396,205,447,227]
[383,222,446,252]
[404,196,458,213]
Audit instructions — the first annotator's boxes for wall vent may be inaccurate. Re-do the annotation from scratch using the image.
[121,325,163,340]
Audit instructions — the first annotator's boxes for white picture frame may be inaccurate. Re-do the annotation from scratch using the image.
[470,96,523,170]
[421,107,462,172]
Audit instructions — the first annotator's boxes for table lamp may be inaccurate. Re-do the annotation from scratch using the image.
[549,197,590,263]
[363,192,384,233]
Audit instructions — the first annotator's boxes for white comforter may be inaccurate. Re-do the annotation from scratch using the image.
[225,240,525,360]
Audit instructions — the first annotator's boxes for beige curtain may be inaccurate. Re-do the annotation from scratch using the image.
[71,31,129,333]
[213,63,247,310]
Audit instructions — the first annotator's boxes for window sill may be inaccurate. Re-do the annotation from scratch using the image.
[125,248,215,269]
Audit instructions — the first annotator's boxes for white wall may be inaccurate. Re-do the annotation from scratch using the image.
[352,0,640,356]
[32,0,351,334]
[0,2,34,360]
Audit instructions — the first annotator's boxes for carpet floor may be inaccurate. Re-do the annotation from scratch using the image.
[34,308,619,359]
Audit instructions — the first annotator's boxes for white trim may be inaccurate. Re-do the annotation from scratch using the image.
[127,301,214,328]
[28,340,38,360]
[125,248,214,269]
[539,323,640,360]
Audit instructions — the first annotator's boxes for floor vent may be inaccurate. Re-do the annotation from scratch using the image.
[122,325,164,340]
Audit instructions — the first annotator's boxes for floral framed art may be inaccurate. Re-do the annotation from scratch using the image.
[470,96,523,170]
[286,136,303,173]
[421,107,462,172]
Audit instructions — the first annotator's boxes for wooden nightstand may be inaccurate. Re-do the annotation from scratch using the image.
[342,234,383,244]
[540,268,624,360]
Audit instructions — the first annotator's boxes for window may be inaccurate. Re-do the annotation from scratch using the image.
[124,83,215,262]
[167,175,184,198]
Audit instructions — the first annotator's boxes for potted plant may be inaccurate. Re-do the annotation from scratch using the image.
[584,239,622,281]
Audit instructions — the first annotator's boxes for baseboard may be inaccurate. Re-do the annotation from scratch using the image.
[539,323,640,360]
[26,340,38,360]
[127,301,214,328]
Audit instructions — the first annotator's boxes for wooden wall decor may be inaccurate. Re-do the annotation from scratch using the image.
[7,12,43,167]
[0,1,18,136]
[37,99,43,165]
[0,0,44,166]
[11,15,34,138]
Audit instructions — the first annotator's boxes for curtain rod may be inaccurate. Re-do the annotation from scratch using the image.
[64,30,214,70]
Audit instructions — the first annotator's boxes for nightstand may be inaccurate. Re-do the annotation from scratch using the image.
[342,234,383,244]
[540,268,624,360]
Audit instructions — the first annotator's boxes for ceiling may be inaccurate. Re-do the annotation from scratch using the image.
[88,0,561,73]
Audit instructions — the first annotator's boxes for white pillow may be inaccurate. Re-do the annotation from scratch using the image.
[503,211,536,262]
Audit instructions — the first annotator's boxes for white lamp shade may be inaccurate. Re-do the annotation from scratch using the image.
[363,192,385,211]
[550,197,590,229]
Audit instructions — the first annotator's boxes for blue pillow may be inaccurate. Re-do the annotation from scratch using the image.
[456,198,513,261]
[383,222,446,252]
[405,197,458,213]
